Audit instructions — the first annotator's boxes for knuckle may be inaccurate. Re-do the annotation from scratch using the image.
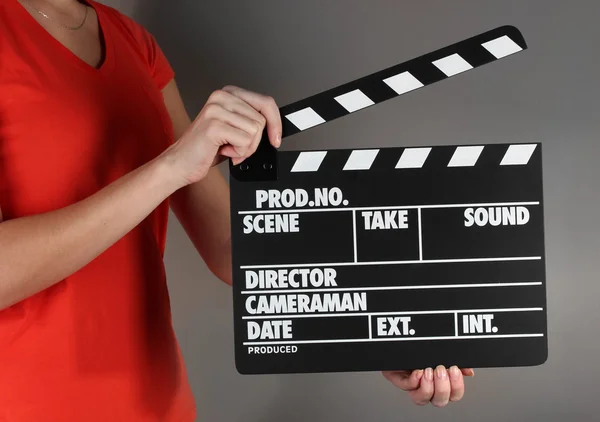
[209,89,227,103]
[254,120,265,135]
[421,386,434,400]
[203,103,220,117]
[205,119,222,137]
[258,113,267,126]
[264,95,276,106]
[436,387,451,399]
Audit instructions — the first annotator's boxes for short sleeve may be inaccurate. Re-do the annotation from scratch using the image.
[107,7,175,90]
[137,28,175,90]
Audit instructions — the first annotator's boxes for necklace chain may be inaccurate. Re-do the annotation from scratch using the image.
[21,0,88,30]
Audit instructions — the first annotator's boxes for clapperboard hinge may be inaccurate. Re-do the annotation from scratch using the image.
[229,25,527,182]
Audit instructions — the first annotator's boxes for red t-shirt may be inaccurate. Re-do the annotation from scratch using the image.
[0,1,196,420]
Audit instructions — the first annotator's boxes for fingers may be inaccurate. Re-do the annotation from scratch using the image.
[203,102,263,164]
[382,370,423,391]
[461,368,475,377]
[204,120,255,159]
[448,366,466,402]
[207,89,267,133]
[222,85,282,148]
[204,103,263,139]
[430,366,451,408]
[409,367,434,406]
[385,366,469,407]
[201,87,281,166]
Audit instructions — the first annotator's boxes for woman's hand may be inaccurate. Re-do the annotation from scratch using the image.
[382,366,474,407]
[164,85,282,188]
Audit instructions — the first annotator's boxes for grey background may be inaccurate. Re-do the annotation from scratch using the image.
[101,1,599,421]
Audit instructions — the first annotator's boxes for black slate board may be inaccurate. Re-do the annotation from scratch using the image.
[228,26,547,374]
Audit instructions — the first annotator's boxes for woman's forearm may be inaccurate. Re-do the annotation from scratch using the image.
[0,154,182,310]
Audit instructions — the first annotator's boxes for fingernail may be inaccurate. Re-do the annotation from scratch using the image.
[414,369,424,379]
[425,368,433,381]
[450,366,460,380]
[436,366,447,380]
[275,134,281,147]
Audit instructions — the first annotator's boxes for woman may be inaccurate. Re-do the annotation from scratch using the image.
[0,0,473,420]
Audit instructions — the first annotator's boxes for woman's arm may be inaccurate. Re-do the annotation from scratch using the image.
[0,81,276,311]
[164,80,282,285]
[0,155,182,310]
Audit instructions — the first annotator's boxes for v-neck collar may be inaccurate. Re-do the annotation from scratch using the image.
[10,0,115,77]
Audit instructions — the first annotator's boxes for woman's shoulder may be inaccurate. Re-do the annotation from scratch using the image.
[91,1,165,71]
[91,1,155,49]
[90,1,173,88]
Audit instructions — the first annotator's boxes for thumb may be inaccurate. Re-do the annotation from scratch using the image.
[382,370,424,391]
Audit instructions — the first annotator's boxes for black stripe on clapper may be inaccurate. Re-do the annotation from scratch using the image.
[230,25,527,181]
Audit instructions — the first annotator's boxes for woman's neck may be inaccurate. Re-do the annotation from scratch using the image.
[19,0,88,20]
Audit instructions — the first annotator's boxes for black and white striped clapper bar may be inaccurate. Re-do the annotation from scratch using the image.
[228,26,547,374]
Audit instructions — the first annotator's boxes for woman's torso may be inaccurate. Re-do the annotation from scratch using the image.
[0,1,195,420]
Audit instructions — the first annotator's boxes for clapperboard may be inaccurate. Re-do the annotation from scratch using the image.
[228,26,548,374]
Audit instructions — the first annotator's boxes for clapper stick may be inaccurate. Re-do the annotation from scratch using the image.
[228,25,547,375]
[230,25,527,181]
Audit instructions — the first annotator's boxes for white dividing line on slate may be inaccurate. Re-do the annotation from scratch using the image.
[242,307,544,320]
[240,256,542,270]
[454,312,460,337]
[240,281,542,295]
[243,333,545,346]
[418,207,423,261]
[238,201,540,215]
[352,210,358,263]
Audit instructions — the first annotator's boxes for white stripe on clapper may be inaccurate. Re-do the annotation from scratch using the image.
[396,147,432,169]
[383,71,424,95]
[285,107,326,131]
[334,89,375,113]
[500,144,537,165]
[433,53,474,77]
[448,146,484,167]
[343,149,380,170]
[482,35,523,59]
[290,151,327,172]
